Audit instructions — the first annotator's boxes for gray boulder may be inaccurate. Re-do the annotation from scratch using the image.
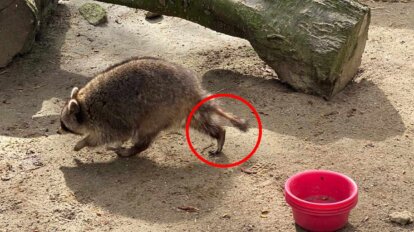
[0,0,57,68]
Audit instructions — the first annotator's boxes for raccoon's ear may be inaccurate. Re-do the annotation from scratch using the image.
[68,99,80,114]
[70,87,79,99]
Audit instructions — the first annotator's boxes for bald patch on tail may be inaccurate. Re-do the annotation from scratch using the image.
[213,107,249,132]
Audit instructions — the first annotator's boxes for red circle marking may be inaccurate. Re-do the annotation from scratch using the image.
[185,93,262,168]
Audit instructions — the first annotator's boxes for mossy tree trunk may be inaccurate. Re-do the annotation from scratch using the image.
[0,0,57,68]
[95,0,370,98]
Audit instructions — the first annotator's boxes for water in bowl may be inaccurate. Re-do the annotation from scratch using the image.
[305,195,337,203]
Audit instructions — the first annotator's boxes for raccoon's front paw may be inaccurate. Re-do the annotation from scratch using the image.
[74,141,86,151]
[114,147,137,158]
[74,145,82,151]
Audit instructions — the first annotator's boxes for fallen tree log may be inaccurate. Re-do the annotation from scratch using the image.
[96,0,370,98]
[0,0,57,68]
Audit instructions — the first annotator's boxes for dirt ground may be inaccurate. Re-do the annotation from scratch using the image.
[0,0,413,231]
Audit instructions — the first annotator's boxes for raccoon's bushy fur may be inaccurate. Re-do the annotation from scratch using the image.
[60,57,248,157]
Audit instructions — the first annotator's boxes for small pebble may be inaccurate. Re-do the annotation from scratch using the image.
[389,211,413,225]
[145,12,162,20]
[79,3,107,26]
[1,176,11,181]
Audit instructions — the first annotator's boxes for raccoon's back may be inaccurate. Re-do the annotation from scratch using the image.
[77,57,204,126]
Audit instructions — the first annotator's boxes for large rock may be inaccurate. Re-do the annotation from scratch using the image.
[0,0,57,68]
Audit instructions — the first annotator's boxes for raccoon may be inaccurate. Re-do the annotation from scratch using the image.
[60,57,248,157]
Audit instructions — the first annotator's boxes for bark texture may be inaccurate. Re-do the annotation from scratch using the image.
[96,0,370,98]
[0,0,57,68]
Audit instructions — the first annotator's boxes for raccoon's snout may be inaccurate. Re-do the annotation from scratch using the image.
[60,120,69,134]
[60,119,77,134]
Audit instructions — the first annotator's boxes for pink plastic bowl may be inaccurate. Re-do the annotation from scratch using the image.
[284,170,358,232]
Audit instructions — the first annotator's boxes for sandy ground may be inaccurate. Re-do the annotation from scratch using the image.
[0,0,413,231]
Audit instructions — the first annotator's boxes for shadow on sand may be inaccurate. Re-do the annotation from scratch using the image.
[61,157,231,222]
[201,69,405,144]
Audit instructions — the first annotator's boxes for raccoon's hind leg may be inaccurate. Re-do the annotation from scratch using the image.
[113,131,159,158]
[191,112,226,155]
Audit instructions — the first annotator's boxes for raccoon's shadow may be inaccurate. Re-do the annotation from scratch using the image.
[61,157,231,222]
[201,69,406,144]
